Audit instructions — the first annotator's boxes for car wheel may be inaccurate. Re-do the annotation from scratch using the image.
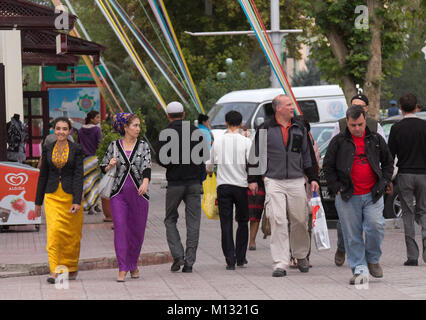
[384,184,402,219]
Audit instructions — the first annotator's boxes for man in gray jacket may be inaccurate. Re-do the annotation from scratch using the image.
[249,94,319,277]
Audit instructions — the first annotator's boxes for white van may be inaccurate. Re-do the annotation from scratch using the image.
[207,85,348,137]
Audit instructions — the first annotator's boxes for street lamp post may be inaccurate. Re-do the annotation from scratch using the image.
[185,1,303,88]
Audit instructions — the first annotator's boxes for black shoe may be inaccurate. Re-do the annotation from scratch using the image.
[404,259,418,266]
[272,268,286,277]
[226,265,235,270]
[237,258,248,268]
[171,258,185,272]
[297,258,309,273]
[182,265,192,273]
[46,276,56,284]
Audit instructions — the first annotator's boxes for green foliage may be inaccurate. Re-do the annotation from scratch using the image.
[96,122,120,165]
[381,6,426,106]
[69,0,310,149]
[22,66,41,91]
[304,0,414,90]
[291,60,327,87]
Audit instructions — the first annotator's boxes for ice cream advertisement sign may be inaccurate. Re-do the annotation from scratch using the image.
[0,163,40,225]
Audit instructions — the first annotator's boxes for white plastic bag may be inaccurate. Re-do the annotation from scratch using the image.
[310,191,330,251]
[99,142,117,199]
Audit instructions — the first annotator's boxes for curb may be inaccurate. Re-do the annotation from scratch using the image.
[0,251,173,279]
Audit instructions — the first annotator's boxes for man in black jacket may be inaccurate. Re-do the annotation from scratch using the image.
[388,93,426,266]
[157,101,208,273]
[324,106,394,285]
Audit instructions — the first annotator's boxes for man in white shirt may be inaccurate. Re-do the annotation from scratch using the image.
[206,111,252,270]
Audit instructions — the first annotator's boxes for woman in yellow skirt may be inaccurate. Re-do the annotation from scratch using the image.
[35,117,84,284]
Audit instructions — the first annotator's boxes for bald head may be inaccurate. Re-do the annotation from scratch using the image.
[272,95,294,120]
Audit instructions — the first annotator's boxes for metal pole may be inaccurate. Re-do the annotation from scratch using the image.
[184,30,302,36]
[0,63,7,161]
[270,0,281,88]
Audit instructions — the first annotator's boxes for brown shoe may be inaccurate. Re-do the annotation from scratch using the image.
[117,271,127,282]
[130,269,140,279]
[334,249,345,266]
[367,263,383,278]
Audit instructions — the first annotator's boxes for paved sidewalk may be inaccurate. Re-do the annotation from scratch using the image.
[0,163,425,300]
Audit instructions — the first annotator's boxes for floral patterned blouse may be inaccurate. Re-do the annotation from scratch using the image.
[52,142,69,169]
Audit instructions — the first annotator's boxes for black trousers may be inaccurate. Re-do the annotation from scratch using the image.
[217,184,249,266]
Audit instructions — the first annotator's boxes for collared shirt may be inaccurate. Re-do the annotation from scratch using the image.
[275,114,291,147]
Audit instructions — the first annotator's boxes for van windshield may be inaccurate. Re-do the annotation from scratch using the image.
[208,102,258,129]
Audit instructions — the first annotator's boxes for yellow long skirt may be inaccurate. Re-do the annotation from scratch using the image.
[44,183,83,273]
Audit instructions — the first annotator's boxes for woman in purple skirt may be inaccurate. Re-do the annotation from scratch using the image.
[100,113,151,282]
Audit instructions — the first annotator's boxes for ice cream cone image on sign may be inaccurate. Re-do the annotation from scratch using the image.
[0,163,40,225]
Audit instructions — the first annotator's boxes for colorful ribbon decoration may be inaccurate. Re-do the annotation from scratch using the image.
[64,0,131,114]
[146,0,205,114]
[95,0,167,113]
[106,0,190,109]
[238,0,302,116]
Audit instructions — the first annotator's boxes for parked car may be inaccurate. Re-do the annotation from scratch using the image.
[315,112,426,220]
[310,122,335,149]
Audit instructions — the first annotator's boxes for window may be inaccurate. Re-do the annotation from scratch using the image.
[297,100,319,123]
[209,102,258,129]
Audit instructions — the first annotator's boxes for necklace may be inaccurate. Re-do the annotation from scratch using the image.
[122,138,137,151]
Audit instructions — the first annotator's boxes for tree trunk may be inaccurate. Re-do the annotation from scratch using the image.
[326,28,357,106]
[363,0,383,120]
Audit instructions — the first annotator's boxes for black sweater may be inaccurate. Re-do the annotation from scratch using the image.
[156,120,207,186]
[388,116,426,174]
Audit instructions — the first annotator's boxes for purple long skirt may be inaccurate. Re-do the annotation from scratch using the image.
[110,173,149,272]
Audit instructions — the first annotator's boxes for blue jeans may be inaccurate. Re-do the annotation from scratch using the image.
[335,193,385,274]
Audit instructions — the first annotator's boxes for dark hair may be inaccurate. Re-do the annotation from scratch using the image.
[399,93,417,113]
[168,112,184,119]
[225,110,243,127]
[53,117,72,130]
[85,110,100,124]
[198,114,209,123]
[346,105,366,120]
